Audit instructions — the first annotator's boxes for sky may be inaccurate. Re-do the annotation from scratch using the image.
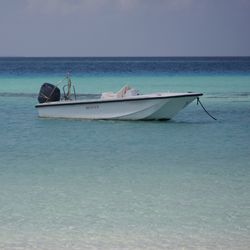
[0,0,250,56]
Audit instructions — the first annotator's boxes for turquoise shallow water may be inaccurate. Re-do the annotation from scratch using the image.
[0,58,250,249]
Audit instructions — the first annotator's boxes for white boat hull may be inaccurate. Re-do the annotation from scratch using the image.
[35,92,202,120]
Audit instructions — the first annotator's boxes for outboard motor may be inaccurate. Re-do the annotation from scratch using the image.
[38,83,61,103]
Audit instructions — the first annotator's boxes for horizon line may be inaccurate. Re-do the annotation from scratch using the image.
[0,55,250,58]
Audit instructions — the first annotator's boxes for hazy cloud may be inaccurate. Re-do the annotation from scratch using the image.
[24,0,197,15]
[0,0,249,56]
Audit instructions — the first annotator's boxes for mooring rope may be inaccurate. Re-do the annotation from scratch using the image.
[197,97,217,120]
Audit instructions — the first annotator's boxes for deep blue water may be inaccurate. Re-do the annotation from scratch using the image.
[0,57,249,249]
[0,57,250,76]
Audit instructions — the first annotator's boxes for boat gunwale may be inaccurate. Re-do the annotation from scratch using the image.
[35,93,203,108]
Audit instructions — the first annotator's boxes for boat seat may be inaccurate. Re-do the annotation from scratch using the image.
[101,85,139,99]
[101,92,117,99]
[116,85,131,98]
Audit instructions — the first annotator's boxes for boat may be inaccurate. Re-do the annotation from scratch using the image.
[35,76,203,121]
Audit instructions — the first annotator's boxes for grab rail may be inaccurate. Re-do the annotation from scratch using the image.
[63,85,76,100]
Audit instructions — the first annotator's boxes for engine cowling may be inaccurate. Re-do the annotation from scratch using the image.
[38,83,61,103]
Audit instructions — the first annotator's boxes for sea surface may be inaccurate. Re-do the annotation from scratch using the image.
[0,57,250,249]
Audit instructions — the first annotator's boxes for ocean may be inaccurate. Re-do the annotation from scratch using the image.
[0,57,249,249]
